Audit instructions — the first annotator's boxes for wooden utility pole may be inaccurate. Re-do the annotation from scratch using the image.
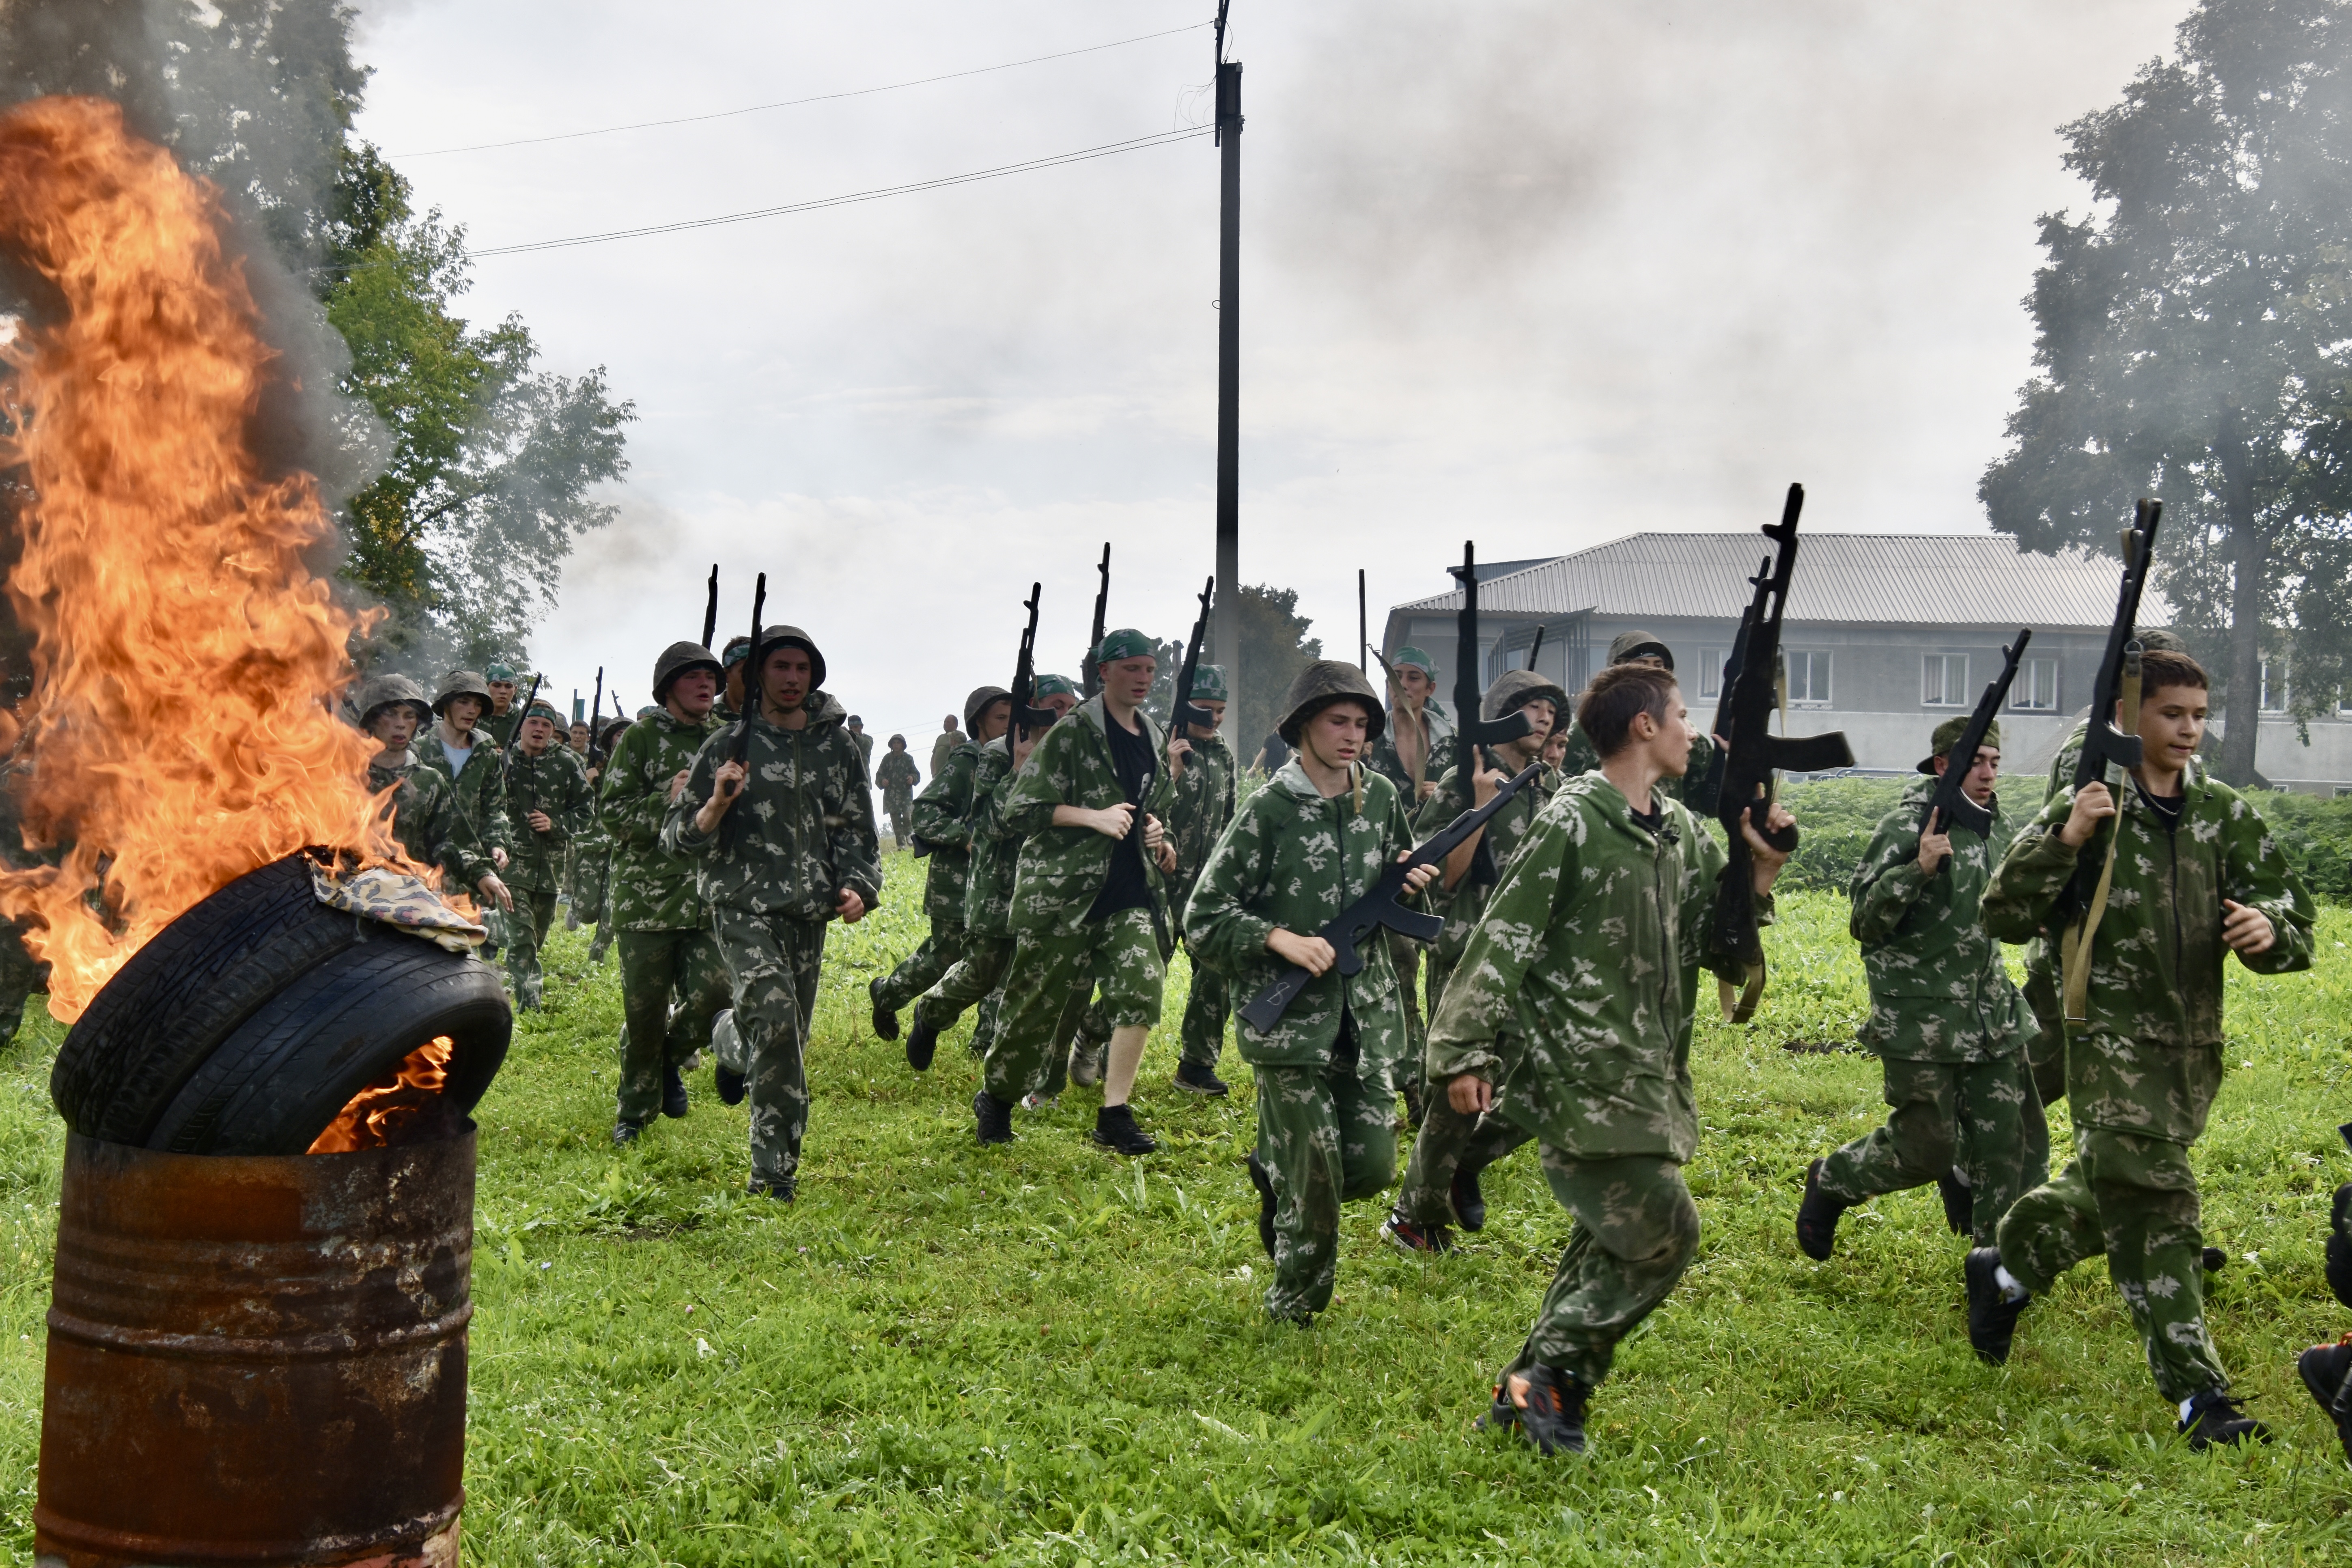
[1357,569,1367,673]
[1212,1,1243,732]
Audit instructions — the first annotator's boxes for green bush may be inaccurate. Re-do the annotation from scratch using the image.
[2242,788,2352,900]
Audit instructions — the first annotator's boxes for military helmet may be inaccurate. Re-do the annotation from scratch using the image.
[355,672,431,727]
[431,668,493,716]
[964,685,1012,732]
[1606,630,1674,670]
[1189,663,1230,703]
[652,640,723,702]
[1276,660,1387,747]
[1919,716,2003,775]
[2134,627,2189,654]
[1481,668,1571,725]
[748,624,826,690]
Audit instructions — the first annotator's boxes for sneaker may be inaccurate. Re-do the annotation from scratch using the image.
[1452,1161,1488,1232]
[1474,1382,1520,1434]
[612,1120,643,1148]
[906,1016,939,1073]
[1512,1364,1590,1456]
[2296,1337,2352,1462]
[1246,1153,1277,1258]
[1937,1168,1972,1236]
[661,1065,689,1119]
[714,1064,747,1107]
[974,1089,1015,1145]
[2178,1388,2271,1450]
[746,1176,795,1202]
[1092,1103,1158,1156]
[1069,1040,1106,1088]
[2202,1245,2227,1273]
[1381,1211,1454,1256]
[869,979,899,1042]
[1174,1060,1229,1096]
[1796,1159,1849,1261]
[1963,1246,2031,1364]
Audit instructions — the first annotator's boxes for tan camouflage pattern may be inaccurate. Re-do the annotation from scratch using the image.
[307,861,486,952]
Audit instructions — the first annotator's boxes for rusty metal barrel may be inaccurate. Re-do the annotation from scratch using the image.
[35,1126,475,1568]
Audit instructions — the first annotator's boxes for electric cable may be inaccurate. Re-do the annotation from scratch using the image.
[398,21,1210,157]
[466,125,1214,257]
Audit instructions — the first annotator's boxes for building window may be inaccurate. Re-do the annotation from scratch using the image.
[1921,653,1969,707]
[1786,649,1831,707]
[2011,658,2059,712]
[2261,659,2288,713]
[1698,648,1732,702]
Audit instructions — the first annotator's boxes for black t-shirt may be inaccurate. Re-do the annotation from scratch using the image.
[1087,714,1158,922]
[1626,797,1666,837]
[2136,780,2185,835]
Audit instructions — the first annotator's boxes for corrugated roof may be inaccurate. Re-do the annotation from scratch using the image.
[1396,532,2169,630]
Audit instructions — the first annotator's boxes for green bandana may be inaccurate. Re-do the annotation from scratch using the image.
[1188,663,1229,702]
[1391,646,1435,677]
[485,662,517,683]
[1035,672,1079,698]
[1096,628,1154,665]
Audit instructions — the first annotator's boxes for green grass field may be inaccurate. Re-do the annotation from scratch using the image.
[3,857,2352,1564]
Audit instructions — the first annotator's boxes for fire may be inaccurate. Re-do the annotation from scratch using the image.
[306,1035,455,1155]
[0,97,424,1020]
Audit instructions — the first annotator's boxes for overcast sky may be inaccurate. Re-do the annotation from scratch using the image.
[350,0,2186,752]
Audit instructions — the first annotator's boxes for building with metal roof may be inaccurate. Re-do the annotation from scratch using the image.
[1383,531,2350,790]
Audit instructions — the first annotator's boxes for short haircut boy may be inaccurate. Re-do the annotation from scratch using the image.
[1577,664,1677,759]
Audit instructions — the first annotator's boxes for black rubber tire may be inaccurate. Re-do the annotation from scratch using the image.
[145,926,511,1156]
[52,851,370,1143]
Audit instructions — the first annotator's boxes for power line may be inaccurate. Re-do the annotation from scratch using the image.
[396,21,1211,158]
[466,126,1214,258]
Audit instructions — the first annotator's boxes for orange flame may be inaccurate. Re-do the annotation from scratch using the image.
[0,97,422,1020]
[306,1035,454,1155]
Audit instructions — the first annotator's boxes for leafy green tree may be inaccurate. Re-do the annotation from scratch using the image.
[1979,0,2352,783]
[1233,584,1322,764]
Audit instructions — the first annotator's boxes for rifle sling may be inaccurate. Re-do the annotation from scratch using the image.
[2059,663,2141,1027]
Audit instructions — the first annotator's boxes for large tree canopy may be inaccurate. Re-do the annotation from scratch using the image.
[1979,0,2352,782]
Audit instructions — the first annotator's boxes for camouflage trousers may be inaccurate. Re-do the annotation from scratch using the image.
[1503,1148,1700,1391]
[614,926,732,1127]
[885,800,913,851]
[2022,942,2066,1106]
[504,889,559,1009]
[875,920,965,1013]
[1997,1127,2228,1403]
[1177,948,1231,1070]
[566,845,610,930]
[1255,1047,1397,1322]
[711,907,828,1193]
[1395,1081,1534,1228]
[913,933,1012,1044]
[1392,932,1427,1070]
[982,909,1163,1105]
[1817,1053,2045,1246]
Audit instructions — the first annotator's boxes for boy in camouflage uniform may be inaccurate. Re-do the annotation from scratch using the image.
[871,686,1009,1043]
[582,715,632,963]
[603,641,732,1143]
[875,737,920,850]
[1384,666,1564,1253]
[846,715,874,774]
[906,675,1079,1071]
[417,669,515,958]
[973,630,1176,1155]
[482,664,523,748]
[1188,662,1435,1322]
[1165,664,1238,1095]
[664,625,882,1200]
[1427,663,1792,1456]
[1978,650,2312,1448]
[1367,645,1454,1094]
[1794,717,2042,1264]
[355,674,511,916]
[502,698,594,1008]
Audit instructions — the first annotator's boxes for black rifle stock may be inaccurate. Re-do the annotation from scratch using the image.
[1081,543,1111,699]
[1171,575,1216,735]
[1008,582,1058,742]
[1707,485,1854,1004]
[1920,629,2031,865]
[1238,762,1544,1033]
[2057,500,2164,918]
[701,564,719,652]
[584,666,605,771]
[1446,541,1536,888]
[730,572,767,767]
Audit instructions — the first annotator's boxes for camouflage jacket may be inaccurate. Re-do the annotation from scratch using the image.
[411,728,515,857]
[662,691,883,922]
[599,706,725,930]
[850,730,874,772]
[502,743,594,894]
[1425,773,1757,1162]
[875,751,920,804]
[1184,759,1415,1073]
[962,737,1022,936]
[1165,731,1237,925]
[1846,774,2028,1063]
[1983,761,2314,1142]
[1412,750,1561,984]
[1367,698,1455,803]
[1003,697,1174,939]
[910,739,983,926]
[368,749,495,892]
[484,706,521,750]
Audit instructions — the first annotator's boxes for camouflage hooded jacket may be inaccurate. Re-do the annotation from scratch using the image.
[1412,750,1561,985]
[1982,760,2313,1142]
[875,750,919,807]
[1846,773,2029,1063]
[662,690,884,922]
[502,742,594,895]
[368,749,495,892]
[910,738,983,926]
[599,706,725,930]
[1424,773,1755,1162]
[1002,696,1174,939]
[411,726,515,858]
[1184,758,1415,1073]
[961,736,1021,937]
[1165,730,1236,926]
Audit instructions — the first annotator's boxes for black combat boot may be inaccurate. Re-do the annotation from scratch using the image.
[612,1120,642,1148]
[1796,1159,1849,1261]
[1963,1246,2031,1364]
[2328,1181,2352,1309]
[905,1015,939,1073]
[1246,1152,1277,1258]
[974,1089,1015,1146]
[1513,1364,1591,1456]
[1452,1160,1488,1232]
[2178,1388,2271,1450]
[1173,1060,1229,1096]
[661,1065,689,1119]
[1092,1104,1158,1155]
[714,1064,746,1107]
[2297,1336,2352,1463]
[1937,1168,1972,1235]
[2202,1245,2228,1273]
[746,1175,794,1202]
[868,978,899,1041]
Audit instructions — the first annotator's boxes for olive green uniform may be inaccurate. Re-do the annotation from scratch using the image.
[1166,730,1238,1070]
[501,742,594,1007]
[874,739,981,1012]
[876,750,920,850]
[913,735,1018,1052]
